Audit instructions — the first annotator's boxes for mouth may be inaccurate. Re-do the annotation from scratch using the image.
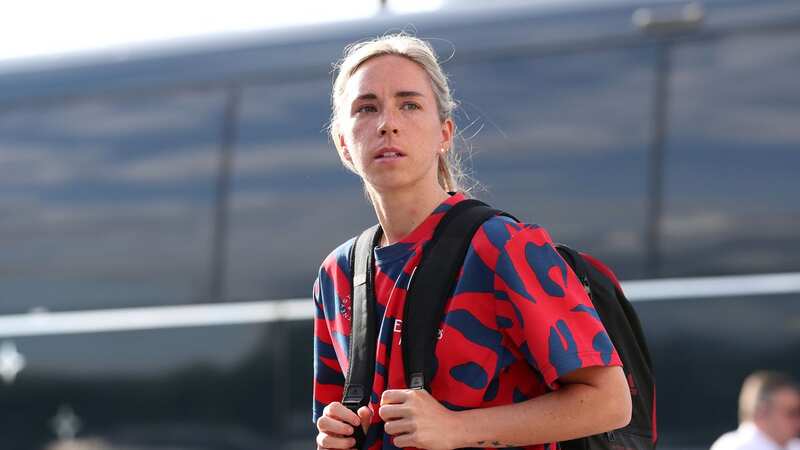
[374,147,405,160]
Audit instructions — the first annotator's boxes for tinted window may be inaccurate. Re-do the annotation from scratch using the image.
[0,91,224,313]
[634,293,800,447]
[661,32,800,277]
[226,79,375,302]
[0,322,290,449]
[447,46,655,279]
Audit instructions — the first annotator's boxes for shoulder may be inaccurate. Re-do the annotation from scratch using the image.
[473,214,577,300]
[463,214,563,295]
[471,213,555,260]
[318,237,356,276]
[314,236,357,303]
[710,430,740,450]
[710,428,764,450]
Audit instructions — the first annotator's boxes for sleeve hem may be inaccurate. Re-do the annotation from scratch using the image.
[541,350,623,389]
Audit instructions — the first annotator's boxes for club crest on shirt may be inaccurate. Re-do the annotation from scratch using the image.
[339,295,352,321]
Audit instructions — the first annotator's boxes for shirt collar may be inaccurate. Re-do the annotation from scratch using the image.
[739,422,794,450]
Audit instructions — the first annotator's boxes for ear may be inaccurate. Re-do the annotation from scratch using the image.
[338,134,353,163]
[440,117,454,153]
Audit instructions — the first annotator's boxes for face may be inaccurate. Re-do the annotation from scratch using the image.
[337,54,453,194]
[762,388,800,444]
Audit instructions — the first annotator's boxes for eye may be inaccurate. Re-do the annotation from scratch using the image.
[401,102,420,111]
[355,104,377,114]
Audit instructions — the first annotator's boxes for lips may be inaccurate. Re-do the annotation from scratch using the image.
[374,147,405,160]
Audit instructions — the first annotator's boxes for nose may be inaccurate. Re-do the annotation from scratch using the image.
[378,109,399,136]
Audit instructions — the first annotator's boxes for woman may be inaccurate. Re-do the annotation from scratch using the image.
[313,34,631,450]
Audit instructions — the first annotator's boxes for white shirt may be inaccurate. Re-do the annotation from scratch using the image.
[711,422,800,450]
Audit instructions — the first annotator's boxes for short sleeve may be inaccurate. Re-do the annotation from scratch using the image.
[312,273,345,423]
[493,224,621,389]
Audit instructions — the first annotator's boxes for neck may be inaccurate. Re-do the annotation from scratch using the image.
[369,183,451,246]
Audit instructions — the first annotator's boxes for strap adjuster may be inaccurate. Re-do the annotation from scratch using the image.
[343,385,365,405]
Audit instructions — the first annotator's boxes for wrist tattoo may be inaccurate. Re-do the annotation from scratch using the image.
[476,441,518,448]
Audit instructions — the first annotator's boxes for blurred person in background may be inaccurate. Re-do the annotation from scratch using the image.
[311,33,631,450]
[711,371,800,450]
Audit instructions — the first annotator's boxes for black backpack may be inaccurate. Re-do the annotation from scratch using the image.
[341,199,657,450]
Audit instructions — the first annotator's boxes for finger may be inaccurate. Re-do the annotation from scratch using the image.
[357,405,373,433]
[317,415,355,436]
[324,401,361,427]
[383,418,415,436]
[392,432,416,449]
[380,389,408,405]
[316,432,357,449]
[378,403,408,422]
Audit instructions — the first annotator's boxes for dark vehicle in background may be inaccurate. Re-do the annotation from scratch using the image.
[1,0,798,448]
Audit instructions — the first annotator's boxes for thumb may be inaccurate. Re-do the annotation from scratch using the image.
[357,405,373,433]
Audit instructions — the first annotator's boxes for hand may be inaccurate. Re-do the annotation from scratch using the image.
[378,389,458,450]
[316,401,372,449]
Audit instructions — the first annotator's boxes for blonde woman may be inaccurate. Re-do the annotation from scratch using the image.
[312,34,631,450]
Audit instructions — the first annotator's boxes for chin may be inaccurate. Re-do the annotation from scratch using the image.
[365,175,421,194]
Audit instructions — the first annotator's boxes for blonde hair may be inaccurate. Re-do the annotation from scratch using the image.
[329,33,467,193]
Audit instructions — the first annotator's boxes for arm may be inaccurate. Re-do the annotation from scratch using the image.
[379,365,631,449]
[469,223,632,446]
[313,258,377,449]
[312,275,345,423]
[313,274,360,449]
[380,223,631,449]
[454,364,631,447]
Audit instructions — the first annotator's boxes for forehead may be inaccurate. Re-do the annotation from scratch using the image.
[772,387,800,404]
[345,54,434,98]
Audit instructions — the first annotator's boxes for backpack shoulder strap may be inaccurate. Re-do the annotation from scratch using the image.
[342,225,382,418]
[582,252,622,292]
[554,243,594,300]
[402,199,513,389]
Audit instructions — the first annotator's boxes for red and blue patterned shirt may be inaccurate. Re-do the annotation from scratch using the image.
[313,193,622,450]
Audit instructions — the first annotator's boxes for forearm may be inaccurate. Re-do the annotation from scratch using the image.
[450,373,631,448]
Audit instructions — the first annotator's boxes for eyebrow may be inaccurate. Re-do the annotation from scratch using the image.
[354,91,425,102]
